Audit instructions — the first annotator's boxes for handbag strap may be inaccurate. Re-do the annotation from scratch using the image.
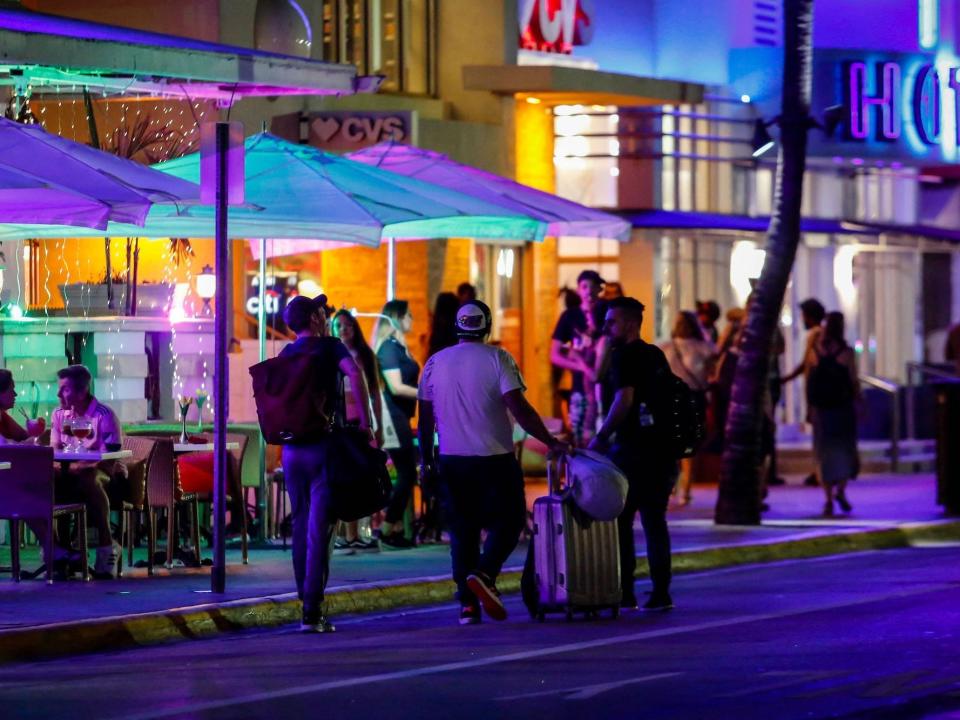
[672,343,703,390]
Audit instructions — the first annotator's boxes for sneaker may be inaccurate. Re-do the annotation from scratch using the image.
[466,572,508,621]
[93,541,120,579]
[459,604,481,626]
[380,533,415,550]
[641,592,674,612]
[333,537,355,556]
[300,616,336,633]
[620,592,639,611]
[836,493,853,513]
[347,538,380,553]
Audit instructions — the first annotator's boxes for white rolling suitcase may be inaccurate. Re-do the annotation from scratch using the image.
[530,457,622,621]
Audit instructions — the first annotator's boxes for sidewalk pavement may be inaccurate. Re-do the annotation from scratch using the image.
[1,472,957,663]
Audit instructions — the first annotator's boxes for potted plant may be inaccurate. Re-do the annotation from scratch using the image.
[58,273,173,316]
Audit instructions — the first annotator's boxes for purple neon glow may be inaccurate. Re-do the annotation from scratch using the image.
[0,117,197,229]
[346,143,632,242]
[0,6,326,63]
[913,64,942,145]
[949,69,960,146]
[847,61,901,141]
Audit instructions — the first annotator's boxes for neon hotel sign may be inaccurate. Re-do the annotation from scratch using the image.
[843,58,958,150]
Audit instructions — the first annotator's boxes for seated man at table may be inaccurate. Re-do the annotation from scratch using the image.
[50,364,125,578]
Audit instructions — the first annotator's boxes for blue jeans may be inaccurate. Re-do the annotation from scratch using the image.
[438,453,526,606]
[610,445,676,598]
[282,439,336,620]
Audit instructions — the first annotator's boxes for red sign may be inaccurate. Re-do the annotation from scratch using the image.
[519,0,594,54]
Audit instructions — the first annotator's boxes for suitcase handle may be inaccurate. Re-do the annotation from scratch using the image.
[547,454,570,497]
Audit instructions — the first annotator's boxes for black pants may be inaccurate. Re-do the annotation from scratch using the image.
[438,453,526,606]
[610,446,675,598]
[282,439,336,620]
[385,442,418,525]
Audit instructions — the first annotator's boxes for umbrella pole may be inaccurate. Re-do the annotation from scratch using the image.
[257,238,268,543]
[386,236,396,301]
[212,123,231,594]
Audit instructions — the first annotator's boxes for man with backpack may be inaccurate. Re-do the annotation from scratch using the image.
[589,297,677,612]
[270,294,372,633]
[418,300,569,625]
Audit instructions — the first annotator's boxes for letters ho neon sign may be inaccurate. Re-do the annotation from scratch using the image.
[519,0,594,54]
[844,59,959,147]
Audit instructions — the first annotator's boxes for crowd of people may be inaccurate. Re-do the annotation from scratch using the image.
[548,277,862,518]
[0,273,863,635]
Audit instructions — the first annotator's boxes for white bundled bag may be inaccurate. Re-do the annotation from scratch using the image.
[565,450,629,521]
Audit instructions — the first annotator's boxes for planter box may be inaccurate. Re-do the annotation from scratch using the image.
[58,283,174,317]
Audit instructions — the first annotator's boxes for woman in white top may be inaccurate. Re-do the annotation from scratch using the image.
[660,311,716,506]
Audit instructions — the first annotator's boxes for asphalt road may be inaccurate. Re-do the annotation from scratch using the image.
[3,546,960,720]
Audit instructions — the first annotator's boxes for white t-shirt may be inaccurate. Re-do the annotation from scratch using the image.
[418,342,525,457]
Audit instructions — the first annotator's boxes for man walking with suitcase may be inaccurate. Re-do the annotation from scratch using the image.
[418,300,568,625]
[590,297,676,612]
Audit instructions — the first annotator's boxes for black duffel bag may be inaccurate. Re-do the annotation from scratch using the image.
[327,427,392,522]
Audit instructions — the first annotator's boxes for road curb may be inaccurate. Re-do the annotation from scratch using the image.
[2,519,958,664]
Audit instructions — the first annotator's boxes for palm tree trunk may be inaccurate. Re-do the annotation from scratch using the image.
[715,0,815,525]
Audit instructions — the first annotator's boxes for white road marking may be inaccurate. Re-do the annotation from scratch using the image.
[496,672,682,701]
[114,581,955,720]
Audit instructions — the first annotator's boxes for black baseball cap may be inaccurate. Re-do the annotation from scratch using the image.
[283,294,328,332]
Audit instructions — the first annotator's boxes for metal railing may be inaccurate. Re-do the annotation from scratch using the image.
[861,374,901,472]
[905,362,960,440]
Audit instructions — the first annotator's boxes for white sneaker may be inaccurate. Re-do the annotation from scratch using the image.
[94,541,121,578]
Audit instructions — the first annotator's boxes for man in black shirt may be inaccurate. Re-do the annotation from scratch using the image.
[280,294,372,633]
[590,296,676,612]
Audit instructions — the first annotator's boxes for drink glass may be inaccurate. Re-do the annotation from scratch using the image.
[71,418,92,450]
[62,417,76,451]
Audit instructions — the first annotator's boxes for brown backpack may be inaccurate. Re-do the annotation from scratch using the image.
[249,352,336,444]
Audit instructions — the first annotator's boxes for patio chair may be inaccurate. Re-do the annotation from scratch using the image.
[0,445,89,584]
[178,433,250,564]
[144,437,201,569]
[116,435,157,577]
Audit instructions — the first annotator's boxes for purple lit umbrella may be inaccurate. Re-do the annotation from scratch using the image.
[0,117,198,229]
[347,142,631,241]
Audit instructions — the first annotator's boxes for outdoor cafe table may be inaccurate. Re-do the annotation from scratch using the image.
[53,449,133,466]
[173,442,240,453]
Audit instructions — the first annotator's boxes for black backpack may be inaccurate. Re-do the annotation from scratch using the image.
[654,369,707,459]
[249,350,336,444]
[807,350,853,409]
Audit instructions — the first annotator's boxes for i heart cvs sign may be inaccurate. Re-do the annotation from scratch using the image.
[307,112,410,152]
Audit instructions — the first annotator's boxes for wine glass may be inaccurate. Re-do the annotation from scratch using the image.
[71,417,92,450]
[195,389,208,432]
[62,415,76,451]
[178,395,194,444]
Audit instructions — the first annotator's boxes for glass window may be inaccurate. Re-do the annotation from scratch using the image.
[321,0,436,95]
[473,244,523,360]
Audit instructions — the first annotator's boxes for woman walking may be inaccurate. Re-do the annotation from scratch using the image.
[374,300,421,548]
[660,311,715,506]
[806,311,860,516]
